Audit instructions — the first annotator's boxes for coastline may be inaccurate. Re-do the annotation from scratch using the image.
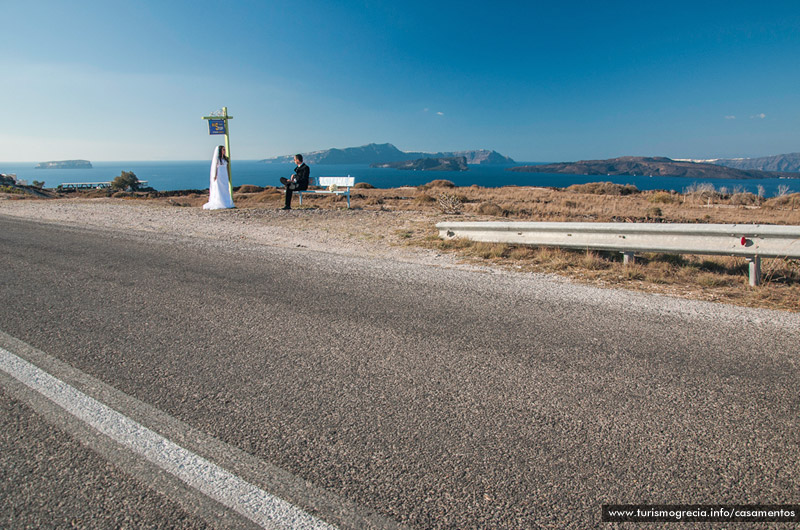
[2,160,798,197]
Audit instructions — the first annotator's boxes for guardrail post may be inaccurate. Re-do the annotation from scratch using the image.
[622,252,635,265]
[747,256,761,287]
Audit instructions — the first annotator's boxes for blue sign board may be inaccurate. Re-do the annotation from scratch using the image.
[208,119,226,135]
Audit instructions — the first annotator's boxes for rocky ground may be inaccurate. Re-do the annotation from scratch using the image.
[0,198,466,270]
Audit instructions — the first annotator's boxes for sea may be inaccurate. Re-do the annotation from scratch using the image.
[2,160,799,197]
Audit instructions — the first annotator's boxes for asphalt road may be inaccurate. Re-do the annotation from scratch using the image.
[1,215,798,528]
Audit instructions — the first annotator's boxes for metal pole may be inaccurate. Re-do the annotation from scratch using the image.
[223,107,232,197]
[747,256,761,287]
[201,107,234,199]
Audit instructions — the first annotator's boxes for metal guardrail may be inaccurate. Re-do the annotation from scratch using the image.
[436,221,800,286]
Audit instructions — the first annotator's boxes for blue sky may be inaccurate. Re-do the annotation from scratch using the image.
[2,0,798,162]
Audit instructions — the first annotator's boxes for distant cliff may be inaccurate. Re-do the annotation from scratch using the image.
[371,156,469,171]
[36,160,92,169]
[712,152,800,173]
[448,149,514,165]
[261,143,514,165]
[509,156,791,179]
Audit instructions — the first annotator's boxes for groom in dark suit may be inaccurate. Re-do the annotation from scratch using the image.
[279,154,310,210]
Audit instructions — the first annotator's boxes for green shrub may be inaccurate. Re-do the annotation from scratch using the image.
[110,171,140,191]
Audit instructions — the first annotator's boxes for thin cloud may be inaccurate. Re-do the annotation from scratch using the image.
[436,111,444,116]
[751,113,766,119]
[724,115,736,120]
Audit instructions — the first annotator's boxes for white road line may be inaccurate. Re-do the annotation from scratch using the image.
[0,346,336,530]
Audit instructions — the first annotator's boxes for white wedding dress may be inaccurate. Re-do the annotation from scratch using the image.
[203,146,234,210]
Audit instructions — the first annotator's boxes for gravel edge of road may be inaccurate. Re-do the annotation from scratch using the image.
[1,199,798,332]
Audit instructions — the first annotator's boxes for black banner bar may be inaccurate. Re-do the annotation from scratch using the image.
[602,504,800,523]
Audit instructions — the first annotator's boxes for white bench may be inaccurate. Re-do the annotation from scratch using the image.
[296,176,356,208]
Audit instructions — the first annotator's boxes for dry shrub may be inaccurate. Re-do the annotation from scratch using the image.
[438,193,463,214]
[644,253,688,267]
[353,182,374,189]
[533,247,571,270]
[467,242,509,259]
[499,203,536,218]
[646,206,663,218]
[252,189,282,202]
[763,258,800,284]
[567,182,640,195]
[437,237,474,251]
[82,189,112,198]
[415,193,436,205]
[477,202,504,216]
[508,246,536,260]
[765,192,800,209]
[697,273,735,288]
[643,261,677,283]
[420,179,456,190]
[624,265,646,280]
[236,184,263,193]
[730,192,757,206]
[684,182,722,204]
[649,191,677,204]
[582,251,610,270]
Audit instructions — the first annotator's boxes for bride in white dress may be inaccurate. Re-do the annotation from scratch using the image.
[203,145,234,209]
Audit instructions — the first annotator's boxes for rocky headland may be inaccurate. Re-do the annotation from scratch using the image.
[261,143,514,165]
[509,156,793,179]
[712,152,800,173]
[371,156,469,171]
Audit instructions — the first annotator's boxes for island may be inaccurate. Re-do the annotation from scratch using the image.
[36,160,93,169]
[710,152,800,173]
[261,143,514,165]
[371,156,469,171]
[508,156,793,179]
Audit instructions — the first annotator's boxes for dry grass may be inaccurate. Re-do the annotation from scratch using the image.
[416,235,800,311]
[45,182,800,311]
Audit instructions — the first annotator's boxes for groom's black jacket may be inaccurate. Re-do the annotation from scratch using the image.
[293,163,310,190]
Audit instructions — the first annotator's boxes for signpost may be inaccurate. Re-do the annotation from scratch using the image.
[202,107,233,196]
[208,119,227,135]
